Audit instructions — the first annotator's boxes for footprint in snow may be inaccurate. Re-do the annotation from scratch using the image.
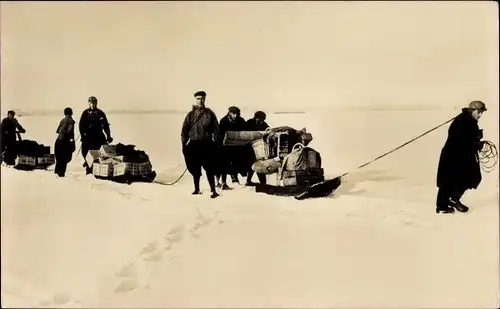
[165,225,185,243]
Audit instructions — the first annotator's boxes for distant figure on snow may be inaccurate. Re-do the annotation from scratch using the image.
[79,96,113,174]
[436,100,488,214]
[245,111,269,186]
[54,107,76,177]
[0,110,26,166]
[216,106,247,190]
[181,90,220,199]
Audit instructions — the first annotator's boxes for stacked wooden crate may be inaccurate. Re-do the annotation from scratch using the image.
[90,144,153,178]
[16,141,55,170]
[252,132,292,161]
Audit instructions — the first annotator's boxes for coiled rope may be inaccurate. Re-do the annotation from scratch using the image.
[478,140,498,173]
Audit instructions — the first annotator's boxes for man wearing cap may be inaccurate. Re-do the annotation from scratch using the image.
[181,91,220,198]
[0,110,26,166]
[79,96,113,174]
[436,100,488,214]
[54,107,76,177]
[216,106,247,189]
[245,111,270,186]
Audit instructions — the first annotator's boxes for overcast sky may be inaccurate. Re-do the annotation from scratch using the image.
[1,1,498,113]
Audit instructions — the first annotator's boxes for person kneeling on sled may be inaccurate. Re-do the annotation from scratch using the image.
[181,90,220,199]
[79,96,113,174]
[216,106,247,190]
[54,107,76,177]
[436,100,488,214]
[245,110,269,186]
[0,110,26,166]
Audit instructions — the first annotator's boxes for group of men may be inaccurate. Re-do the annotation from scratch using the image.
[181,90,269,199]
[0,96,113,177]
[0,92,490,212]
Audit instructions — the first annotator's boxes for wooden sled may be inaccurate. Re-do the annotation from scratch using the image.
[94,170,157,185]
[255,177,342,200]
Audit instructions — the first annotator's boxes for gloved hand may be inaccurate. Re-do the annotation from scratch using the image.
[478,140,486,151]
[107,136,113,144]
[478,129,484,139]
[19,128,26,134]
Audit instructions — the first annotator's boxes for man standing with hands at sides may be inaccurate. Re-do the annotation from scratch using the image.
[54,107,76,177]
[79,96,113,174]
[181,91,220,199]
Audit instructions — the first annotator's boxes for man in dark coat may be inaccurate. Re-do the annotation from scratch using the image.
[181,91,220,199]
[0,110,26,166]
[245,111,270,186]
[54,107,76,177]
[436,100,487,214]
[79,96,113,174]
[216,106,247,190]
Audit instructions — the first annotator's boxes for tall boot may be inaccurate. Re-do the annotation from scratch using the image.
[246,170,255,186]
[206,172,219,199]
[436,187,455,214]
[192,175,201,195]
[450,188,468,213]
[257,173,267,185]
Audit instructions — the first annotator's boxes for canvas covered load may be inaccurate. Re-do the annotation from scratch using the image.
[279,143,324,187]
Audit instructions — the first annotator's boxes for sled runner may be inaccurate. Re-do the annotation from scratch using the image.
[255,177,342,200]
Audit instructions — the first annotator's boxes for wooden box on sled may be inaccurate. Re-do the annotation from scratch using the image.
[17,154,55,168]
[252,132,294,161]
[92,161,153,178]
[113,161,152,177]
[280,168,325,187]
[92,162,114,177]
[223,131,266,146]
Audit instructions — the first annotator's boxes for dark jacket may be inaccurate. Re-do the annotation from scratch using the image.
[181,106,220,145]
[79,108,111,142]
[246,118,270,131]
[56,116,75,141]
[437,108,483,190]
[219,115,246,141]
[1,117,25,150]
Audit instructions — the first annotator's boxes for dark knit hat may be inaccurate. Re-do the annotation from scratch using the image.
[228,106,241,115]
[64,107,73,116]
[254,111,266,120]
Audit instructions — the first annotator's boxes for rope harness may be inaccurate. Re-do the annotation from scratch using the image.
[478,140,498,173]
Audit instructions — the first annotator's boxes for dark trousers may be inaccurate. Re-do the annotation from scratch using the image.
[1,140,17,165]
[183,140,217,192]
[81,136,106,167]
[54,138,75,177]
[436,186,466,208]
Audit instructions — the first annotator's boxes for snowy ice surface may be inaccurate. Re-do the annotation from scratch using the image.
[1,110,499,308]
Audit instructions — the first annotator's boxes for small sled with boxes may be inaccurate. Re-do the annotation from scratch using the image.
[14,140,55,171]
[89,143,156,184]
[223,126,339,199]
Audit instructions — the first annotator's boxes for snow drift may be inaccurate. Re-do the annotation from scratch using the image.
[1,110,499,308]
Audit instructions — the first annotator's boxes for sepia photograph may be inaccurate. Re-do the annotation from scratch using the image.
[1,1,499,308]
